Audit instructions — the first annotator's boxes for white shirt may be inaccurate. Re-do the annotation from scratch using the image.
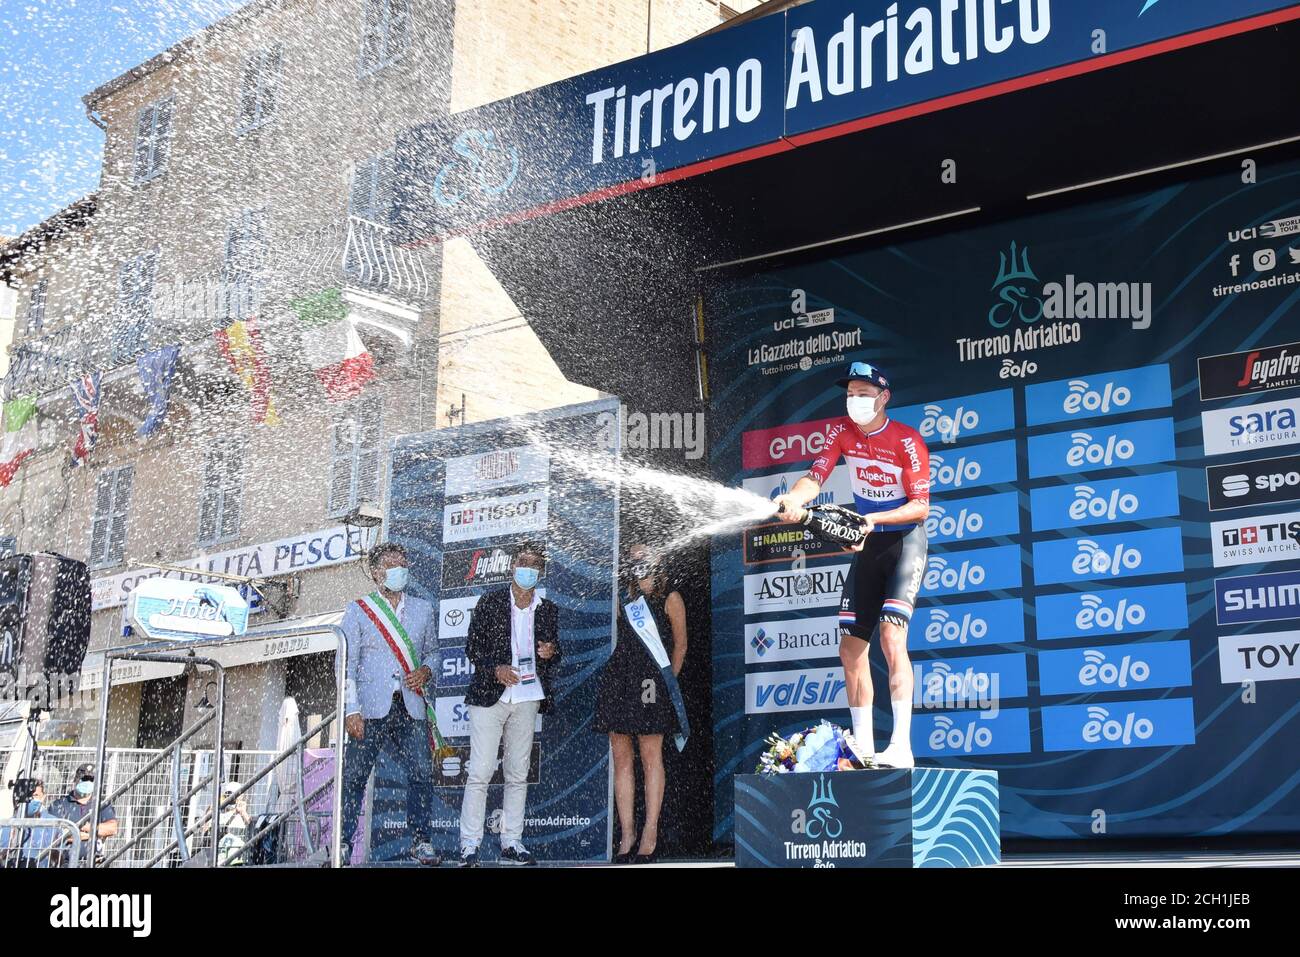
[502,588,545,705]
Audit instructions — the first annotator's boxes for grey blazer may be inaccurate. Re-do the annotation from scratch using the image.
[339,593,437,720]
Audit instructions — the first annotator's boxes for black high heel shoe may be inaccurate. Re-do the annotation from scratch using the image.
[633,847,657,864]
[614,836,638,865]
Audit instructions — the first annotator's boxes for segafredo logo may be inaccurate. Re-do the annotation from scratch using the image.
[1075,593,1147,633]
[987,241,1153,331]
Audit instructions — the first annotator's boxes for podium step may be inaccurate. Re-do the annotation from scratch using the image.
[735,767,1000,868]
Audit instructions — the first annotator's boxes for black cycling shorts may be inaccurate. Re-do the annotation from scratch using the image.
[839,524,927,641]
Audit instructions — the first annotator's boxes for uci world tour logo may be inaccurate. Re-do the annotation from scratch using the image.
[433,129,520,208]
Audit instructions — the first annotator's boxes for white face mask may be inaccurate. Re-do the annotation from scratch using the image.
[846,395,879,425]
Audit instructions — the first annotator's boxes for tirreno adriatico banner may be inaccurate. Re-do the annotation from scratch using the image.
[707,156,1300,840]
[394,0,1300,238]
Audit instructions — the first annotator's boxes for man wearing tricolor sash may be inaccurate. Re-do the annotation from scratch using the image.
[338,542,441,866]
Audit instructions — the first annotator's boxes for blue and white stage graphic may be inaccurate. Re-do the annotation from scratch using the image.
[708,153,1300,842]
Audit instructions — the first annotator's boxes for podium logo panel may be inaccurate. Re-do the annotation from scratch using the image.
[1035,583,1189,640]
[1040,698,1196,752]
[1218,630,1300,683]
[1025,364,1171,427]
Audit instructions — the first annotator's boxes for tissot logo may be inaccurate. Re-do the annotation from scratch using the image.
[1211,509,1300,568]
[1198,341,1300,401]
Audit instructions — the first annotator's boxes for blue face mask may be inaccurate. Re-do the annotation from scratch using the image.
[75,781,93,798]
[513,566,540,589]
[384,567,409,592]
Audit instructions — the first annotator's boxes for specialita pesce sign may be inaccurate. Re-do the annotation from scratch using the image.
[393,0,1300,239]
[91,525,370,611]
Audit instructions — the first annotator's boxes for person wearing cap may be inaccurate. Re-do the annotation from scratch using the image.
[774,361,931,769]
[194,782,252,866]
[45,763,118,865]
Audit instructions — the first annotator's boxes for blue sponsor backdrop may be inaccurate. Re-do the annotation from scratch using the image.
[707,155,1300,840]
[373,400,618,862]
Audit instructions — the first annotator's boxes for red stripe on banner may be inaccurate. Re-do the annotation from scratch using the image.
[406,5,1300,245]
[356,598,417,679]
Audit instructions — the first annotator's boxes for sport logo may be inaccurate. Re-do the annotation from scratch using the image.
[1206,454,1300,511]
[923,608,988,645]
[1078,649,1150,689]
[1064,379,1132,416]
[1075,593,1146,633]
[925,504,983,540]
[1072,539,1142,577]
[1069,485,1139,522]
[1081,706,1154,746]
[930,453,981,489]
[923,555,986,593]
[927,714,994,753]
[1067,431,1135,469]
[919,402,978,444]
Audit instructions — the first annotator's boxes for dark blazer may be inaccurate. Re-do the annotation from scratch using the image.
[465,586,562,714]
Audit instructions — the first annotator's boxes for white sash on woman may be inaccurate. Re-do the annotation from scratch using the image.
[623,596,690,752]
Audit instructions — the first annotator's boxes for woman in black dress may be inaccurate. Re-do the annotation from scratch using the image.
[595,542,688,863]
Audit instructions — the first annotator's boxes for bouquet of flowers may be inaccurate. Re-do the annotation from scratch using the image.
[756,720,858,775]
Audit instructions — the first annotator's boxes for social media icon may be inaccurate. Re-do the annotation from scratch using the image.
[1254,248,1277,272]
[1289,247,1300,265]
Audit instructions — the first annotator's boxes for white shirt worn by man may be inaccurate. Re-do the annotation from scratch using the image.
[502,589,545,705]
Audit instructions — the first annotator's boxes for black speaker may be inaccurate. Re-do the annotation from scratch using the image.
[0,553,91,685]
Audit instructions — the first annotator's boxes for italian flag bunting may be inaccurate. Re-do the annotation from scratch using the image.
[0,396,38,487]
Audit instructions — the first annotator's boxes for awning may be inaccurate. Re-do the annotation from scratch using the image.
[78,611,344,689]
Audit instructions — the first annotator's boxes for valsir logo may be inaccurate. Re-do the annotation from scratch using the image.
[744,667,847,715]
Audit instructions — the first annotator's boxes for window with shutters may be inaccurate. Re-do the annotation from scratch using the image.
[133,96,175,184]
[327,397,383,517]
[198,439,245,546]
[26,278,48,336]
[357,0,411,77]
[223,209,267,319]
[237,45,283,133]
[113,252,158,364]
[348,150,395,225]
[89,465,134,570]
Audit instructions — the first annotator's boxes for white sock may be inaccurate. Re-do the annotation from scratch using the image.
[890,697,913,750]
[849,706,874,754]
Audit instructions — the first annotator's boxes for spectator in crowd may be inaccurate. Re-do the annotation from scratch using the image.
[0,777,52,867]
[459,542,561,867]
[46,763,118,866]
[338,542,440,866]
[594,542,687,864]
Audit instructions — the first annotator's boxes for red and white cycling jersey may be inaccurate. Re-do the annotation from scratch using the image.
[807,417,930,527]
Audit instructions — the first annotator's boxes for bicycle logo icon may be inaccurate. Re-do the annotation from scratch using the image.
[433,129,519,209]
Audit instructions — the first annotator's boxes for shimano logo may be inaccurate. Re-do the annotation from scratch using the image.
[1222,583,1300,613]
